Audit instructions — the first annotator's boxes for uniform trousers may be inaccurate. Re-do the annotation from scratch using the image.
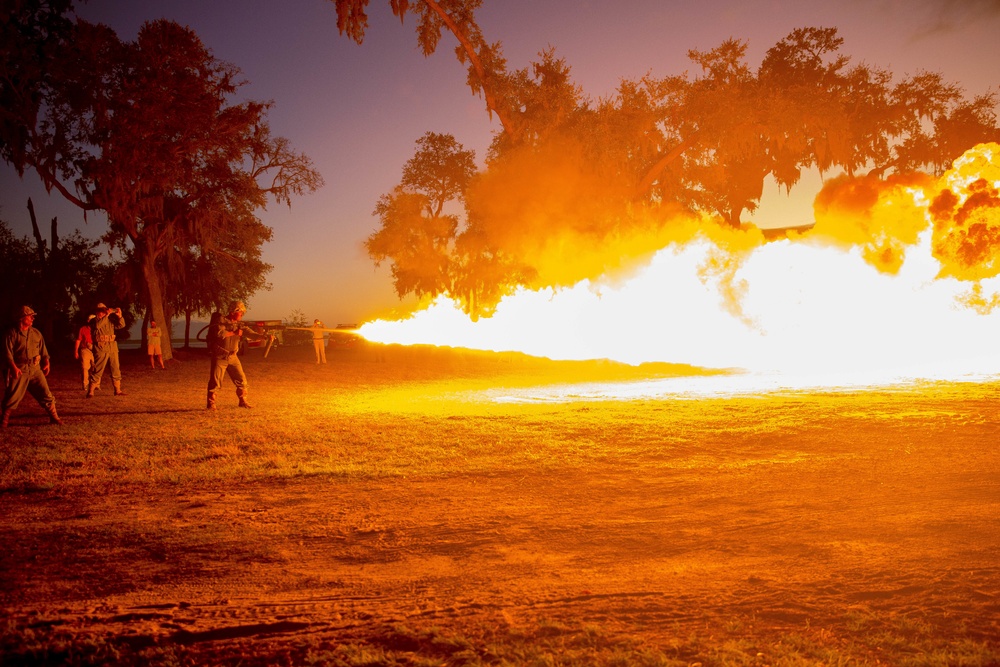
[89,342,121,389]
[208,353,248,397]
[3,363,56,413]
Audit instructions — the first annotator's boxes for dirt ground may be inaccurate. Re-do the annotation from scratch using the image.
[1,345,999,665]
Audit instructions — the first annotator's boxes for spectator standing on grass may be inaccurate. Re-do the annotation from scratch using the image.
[73,314,95,391]
[87,303,127,397]
[288,318,335,364]
[310,319,328,364]
[1,305,62,428]
[206,301,272,410]
[147,320,166,369]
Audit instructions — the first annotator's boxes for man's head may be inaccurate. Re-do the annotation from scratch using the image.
[150,321,156,327]
[96,303,109,318]
[314,319,322,326]
[17,305,36,328]
[229,301,247,319]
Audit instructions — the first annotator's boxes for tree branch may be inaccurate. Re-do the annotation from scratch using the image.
[422,0,518,139]
[633,135,695,199]
[27,198,47,263]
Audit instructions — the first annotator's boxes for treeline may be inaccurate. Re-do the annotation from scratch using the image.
[0,208,116,351]
[0,1,322,360]
[336,1,1000,316]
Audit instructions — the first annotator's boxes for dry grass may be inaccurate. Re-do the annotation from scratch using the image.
[2,342,722,490]
[1,342,998,666]
[4,341,979,490]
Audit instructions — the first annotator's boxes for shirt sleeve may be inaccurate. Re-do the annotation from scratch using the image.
[37,330,50,361]
[3,330,15,370]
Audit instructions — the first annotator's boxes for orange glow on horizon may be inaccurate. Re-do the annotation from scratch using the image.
[359,144,1000,392]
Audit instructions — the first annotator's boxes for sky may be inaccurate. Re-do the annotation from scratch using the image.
[1,0,998,327]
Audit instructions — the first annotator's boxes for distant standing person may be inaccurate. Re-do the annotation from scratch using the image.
[309,319,328,364]
[288,319,335,364]
[206,301,272,409]
[147,319,166,369]
[73,314,95,391]
[1,306,62,428]
[87,303,127,397]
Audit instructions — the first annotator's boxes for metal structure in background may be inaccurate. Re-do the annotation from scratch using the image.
[195,319,360,358]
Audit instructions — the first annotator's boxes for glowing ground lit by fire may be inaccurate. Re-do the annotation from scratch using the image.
[361,144,1000,395]
[2,346,998,665]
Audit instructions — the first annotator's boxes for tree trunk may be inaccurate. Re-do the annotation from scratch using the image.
[184,310,192,348]
[138,246,173,361]
[26,198,56,343]
[423,0,520,141]
[724,207,743,229]
[633,136,694,200]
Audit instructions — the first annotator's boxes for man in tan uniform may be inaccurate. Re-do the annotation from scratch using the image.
[87,303,126,397]
[2,305,62,428]
[206,301,272,410]
[287,319,337,364]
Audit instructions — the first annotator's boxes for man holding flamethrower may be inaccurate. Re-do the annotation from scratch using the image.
[206,301,274,410]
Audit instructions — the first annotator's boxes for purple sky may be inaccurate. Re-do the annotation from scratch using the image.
[1,0,997,326]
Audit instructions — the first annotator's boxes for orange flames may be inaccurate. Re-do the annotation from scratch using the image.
[360,144,1000,393]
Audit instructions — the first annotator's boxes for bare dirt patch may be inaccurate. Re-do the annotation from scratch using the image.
[1,344,998,665]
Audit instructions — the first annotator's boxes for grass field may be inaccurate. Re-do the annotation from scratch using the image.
[1,342,998,666]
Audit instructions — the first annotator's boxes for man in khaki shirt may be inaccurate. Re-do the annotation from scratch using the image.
[2,305,62,428]
[87,303,127,397]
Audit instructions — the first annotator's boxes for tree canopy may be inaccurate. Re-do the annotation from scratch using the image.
[2,5,323,358]
[334,0,999,316]
[0,210,115,347]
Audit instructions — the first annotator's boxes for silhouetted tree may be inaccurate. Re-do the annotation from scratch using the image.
[9,17,322,360]
[0,212,113,350]
[0,0,74,174]
[367,132,474,301]
[170,238,273,348]
[335,2,999,308]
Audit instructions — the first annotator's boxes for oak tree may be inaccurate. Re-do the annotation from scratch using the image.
[10,17,322,360]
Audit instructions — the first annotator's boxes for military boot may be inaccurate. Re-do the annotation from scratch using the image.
[113,381,126,396]
[86,384,95,399]
[237,389,253,409]
[47,405,63,425]
[207,393,217,410]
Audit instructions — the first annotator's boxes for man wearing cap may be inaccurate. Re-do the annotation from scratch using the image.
[74,314,96,391]
[2,306,62,427]
[312,319,328,364]
[87,303,127,397]
[287,318,337,364]
[206,300,272,409]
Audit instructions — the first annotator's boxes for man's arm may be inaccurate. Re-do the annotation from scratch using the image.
[37,331,51,375]
[3,330,21,380]
[238,324,272,341]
